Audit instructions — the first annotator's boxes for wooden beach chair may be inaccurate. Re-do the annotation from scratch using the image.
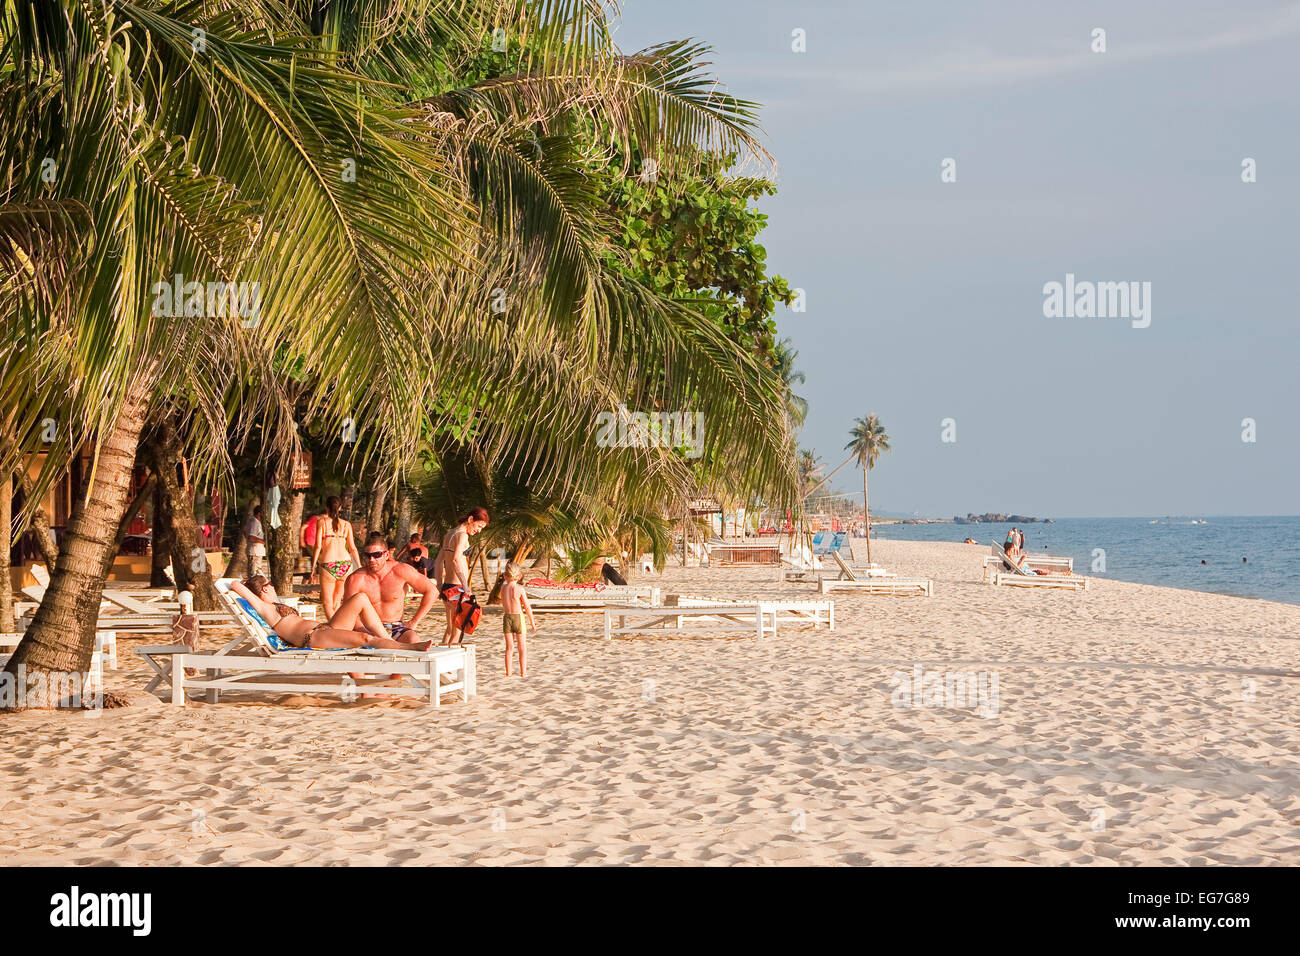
[603,603,768,640]
[817,552,933,596]
[525,582,661,615]
[19,566,231,641]
[982,544,1072,582]
[709,541,783,566]
[778,562,821,583]
[674,595,835,632]
[135,581,475,707]
[988,543,1087,591]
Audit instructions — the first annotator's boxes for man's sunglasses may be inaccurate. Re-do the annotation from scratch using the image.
[362,550,386,559]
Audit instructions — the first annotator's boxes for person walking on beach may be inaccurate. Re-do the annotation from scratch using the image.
[312,495,361,618]
[498,562,537,676]
[300,512,319,561]
[343,532,438,643]
[245,505,267,576]
[434,507,489,645]
[1005,528,1017,554]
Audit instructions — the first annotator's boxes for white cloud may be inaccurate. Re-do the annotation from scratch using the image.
[727,4,1300,97]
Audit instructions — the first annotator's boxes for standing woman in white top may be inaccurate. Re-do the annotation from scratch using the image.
[244,505,267,576]
[312,495,361,618]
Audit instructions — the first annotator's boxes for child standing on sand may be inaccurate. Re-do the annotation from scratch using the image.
[498,563,537,677]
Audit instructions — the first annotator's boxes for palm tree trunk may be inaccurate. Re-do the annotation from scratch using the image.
[146,422,219,611]
[394,486,412,553]
[266,463,300,596]
[224,494,258,580]
[14,470,60,569]
[1,471,13,634]
[863,466,871,565]
[285,486,305,590]
[150,478,173,587]
[4,378,153,707]
[368,482,387,542]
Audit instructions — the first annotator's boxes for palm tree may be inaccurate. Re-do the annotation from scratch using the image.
[844,414,891,564]
[1,3,798,704]
[772,338,808,428]
[797,449,824,500]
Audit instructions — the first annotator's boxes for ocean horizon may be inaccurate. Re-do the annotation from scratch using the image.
[871,515,1300,606]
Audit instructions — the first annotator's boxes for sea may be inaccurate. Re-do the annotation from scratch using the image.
[870,516,1300,606]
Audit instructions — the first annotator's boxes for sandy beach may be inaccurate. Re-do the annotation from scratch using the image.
[2,538,1297,866]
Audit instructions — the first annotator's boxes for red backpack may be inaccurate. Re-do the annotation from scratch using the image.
[452,593,482,636]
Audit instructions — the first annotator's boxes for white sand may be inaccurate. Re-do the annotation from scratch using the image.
[2,538,1297,865]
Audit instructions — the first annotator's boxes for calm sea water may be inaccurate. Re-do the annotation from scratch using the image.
[870,516,1300,605]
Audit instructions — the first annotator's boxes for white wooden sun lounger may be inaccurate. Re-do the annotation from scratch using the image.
[816,552,933,596]
[135,581,475,706]
[777,550,823,583]
[526,583,660,614]
[0,650,103,695]
[5,621,118,669]
[982,545,1072,581]
[603,603,767,640]
[674,595,835,631]
[19,566,234,634]
[988,544,1087,591]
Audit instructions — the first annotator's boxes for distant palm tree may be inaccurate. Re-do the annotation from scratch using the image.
[844,414,891,564]
[772,338,809,427]
[797,448,824,500]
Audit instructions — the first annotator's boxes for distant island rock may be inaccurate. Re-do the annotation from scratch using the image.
[953,513,1052,524]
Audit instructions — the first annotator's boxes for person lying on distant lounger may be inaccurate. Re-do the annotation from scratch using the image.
[231,576,432,650]
[1005,545,1068,576]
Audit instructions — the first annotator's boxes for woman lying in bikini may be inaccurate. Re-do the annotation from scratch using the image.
[1005,545,1068,576]
[230,576,432,651]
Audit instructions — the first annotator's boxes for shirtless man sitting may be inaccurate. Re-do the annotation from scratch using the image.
[343,531,438,643]
[433,507,489,645]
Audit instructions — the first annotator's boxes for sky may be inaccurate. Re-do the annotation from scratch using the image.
[612,0,1300,518]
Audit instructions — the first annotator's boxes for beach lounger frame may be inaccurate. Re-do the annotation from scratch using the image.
[982,546,1072,582]
[708,542,783,566]
[674,596,835,631]
[815,553,933,596]
[0,649,104,695]
[603,603,768,640]
[987,544,1087,591]
[0,629,115,668]
[526,583,660,614]
[136,581,475,706]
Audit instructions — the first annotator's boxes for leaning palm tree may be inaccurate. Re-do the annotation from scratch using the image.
[844,414,891,564]
[1,2,798,705]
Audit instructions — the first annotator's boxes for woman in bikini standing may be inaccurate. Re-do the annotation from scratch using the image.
[433,507,488,645]
[312,495,361,618]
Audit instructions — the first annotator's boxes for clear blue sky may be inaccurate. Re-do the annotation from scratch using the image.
[613,1,1300,517]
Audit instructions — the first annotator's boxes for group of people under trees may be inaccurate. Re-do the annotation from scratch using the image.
[238,503,536,677]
